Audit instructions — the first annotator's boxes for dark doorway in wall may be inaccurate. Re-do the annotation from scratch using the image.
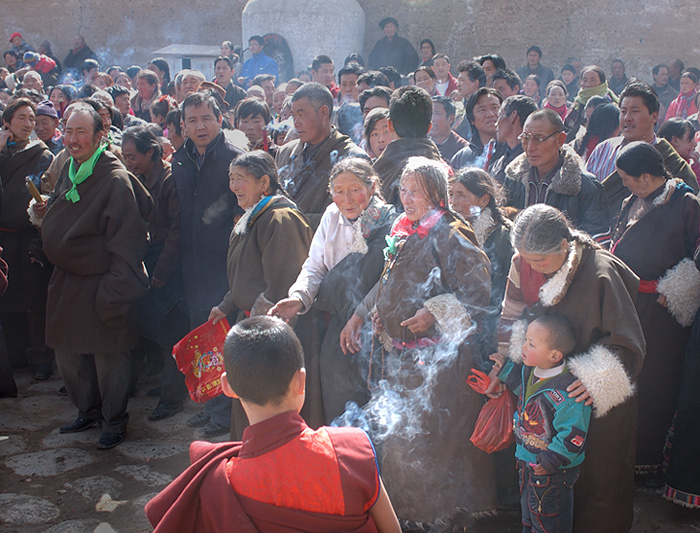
[263,34,294,82]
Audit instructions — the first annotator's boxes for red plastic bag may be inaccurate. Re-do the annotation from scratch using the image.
[467,368,517,453]
[173,318,231,403]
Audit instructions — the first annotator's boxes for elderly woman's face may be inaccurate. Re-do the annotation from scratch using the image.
[331,172,373,220]
[400,172,434,222]
[519,239,569,274]
[449,181,488,219]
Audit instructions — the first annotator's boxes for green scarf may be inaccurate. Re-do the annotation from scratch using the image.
[573,81,619,109]
[65,144,108,203]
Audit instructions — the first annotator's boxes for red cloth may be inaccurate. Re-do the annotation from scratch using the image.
[146,411,380,533]
[391,209,445,239]
[436,72,459,97]
[32,55,56,74]
[519,257,547,307]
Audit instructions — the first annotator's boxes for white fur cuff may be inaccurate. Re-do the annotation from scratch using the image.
[250,292,275,317]
[568,345,635,418]
[27,196,50,228]
[507,319,527,364]
[423,293,472,338]
[656,258,700,327]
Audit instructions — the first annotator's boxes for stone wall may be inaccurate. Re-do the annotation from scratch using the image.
[3,0,699,82]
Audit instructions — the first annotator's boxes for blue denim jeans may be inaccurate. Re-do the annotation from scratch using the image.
[517,460,580,533]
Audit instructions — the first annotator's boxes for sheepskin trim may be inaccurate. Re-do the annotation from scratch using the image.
[507,319,528,364]
[652,178,680,208]
[233,206,255,235]
[471,207,496,247]
[349,221,369,255]
[506,144,584,197]
[27,196,49,228]
[423,293,472,336]
[567,344,635,418]
[539,242,582,307]
[657,258,700,327]
[250,292,275,317]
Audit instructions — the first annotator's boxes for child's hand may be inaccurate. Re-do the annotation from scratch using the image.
[489,353,505,369]
[484,375,505,399]
[532,463,548,476]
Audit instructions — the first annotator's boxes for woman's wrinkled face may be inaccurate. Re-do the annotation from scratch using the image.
[579,69,601,90]
[400,172,434,222]
[229,165,268,210]
[519,240,568,274]
[330,172,373,220]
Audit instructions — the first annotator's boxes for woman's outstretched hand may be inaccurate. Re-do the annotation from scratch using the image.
[268,298,304,323]
[340,313,364,355]
[400,308,436,335]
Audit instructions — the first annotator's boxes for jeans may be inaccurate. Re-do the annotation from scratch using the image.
[518,460,580,533]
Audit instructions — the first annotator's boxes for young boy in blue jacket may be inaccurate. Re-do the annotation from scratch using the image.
[490,315,591,533]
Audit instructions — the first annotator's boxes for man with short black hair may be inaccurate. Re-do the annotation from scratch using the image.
[587,82,698,222]
[492,69,521,98]
[356,70,391,92]
[276,83,366,227]
[338,63,363,103]
[516,45,553,99]
[489,94,538,184]
[368,17,419,75]
[172,92,245,438]
[453,61,486,141]
[311,55,338,99]
[214,56,247,110]
[432,53,458,97]
[77,58,99,89]
[238,35,279,88]
[252,73,276,106]
[430,95,468,161]
[373,85,442,208]
[651,64,678,111]
[359,86,392,116]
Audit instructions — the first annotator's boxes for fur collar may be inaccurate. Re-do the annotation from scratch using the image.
[505,144,586,197]
[470,207,497,247]
[539,241,583,307]
[233,194,287,236]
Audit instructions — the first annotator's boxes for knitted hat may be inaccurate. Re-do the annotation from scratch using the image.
[9,32,22,43]
[23,51,39,65]
[36,100,59,119]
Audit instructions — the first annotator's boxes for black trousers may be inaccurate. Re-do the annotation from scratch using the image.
[56,351,131,433]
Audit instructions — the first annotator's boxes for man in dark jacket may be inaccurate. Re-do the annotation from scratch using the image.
[276,83,366,228]
[503,109,611,245]
[374,85,442,209]
[172,91,244,438]
[63,35,97,78]
[368,17,419,76]
[489,95,537,185]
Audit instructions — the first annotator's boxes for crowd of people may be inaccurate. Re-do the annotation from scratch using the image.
[1,19,700,533]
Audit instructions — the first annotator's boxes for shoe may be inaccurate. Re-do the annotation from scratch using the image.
[186,412,211,428]
[197,421,229,439]
[148,401,184,421]
[146,386,161,398]
[33,364,53,381]
[97,431,125,450]
[59,417,102,434]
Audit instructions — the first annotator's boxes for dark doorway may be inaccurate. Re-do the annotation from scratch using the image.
[262,34,294,82]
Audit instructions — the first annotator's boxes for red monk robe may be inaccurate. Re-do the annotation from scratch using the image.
[146,411,380,532]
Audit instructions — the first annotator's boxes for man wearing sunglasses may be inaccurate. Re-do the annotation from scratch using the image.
[503,108,611,246]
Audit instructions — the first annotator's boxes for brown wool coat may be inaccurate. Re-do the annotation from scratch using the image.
[500,244,645,533]
[358,212,497,523]
[612,181,700,469]
[0,140,53,312]
[42,150,151,353]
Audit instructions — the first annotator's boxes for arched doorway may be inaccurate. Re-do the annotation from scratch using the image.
[263,34,294,82]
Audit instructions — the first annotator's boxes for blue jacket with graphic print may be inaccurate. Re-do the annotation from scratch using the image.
[503,362,592,474]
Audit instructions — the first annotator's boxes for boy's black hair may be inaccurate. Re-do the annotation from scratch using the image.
[223,316,304,406]
[532,315,576,358]
[389,85,432,138]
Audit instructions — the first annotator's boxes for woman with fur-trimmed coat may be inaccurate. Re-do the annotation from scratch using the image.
[340,157,497,529]
[208,152,313,439]
[610,142,700,476]
[491,204,645,533]
[503,110,610,246]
